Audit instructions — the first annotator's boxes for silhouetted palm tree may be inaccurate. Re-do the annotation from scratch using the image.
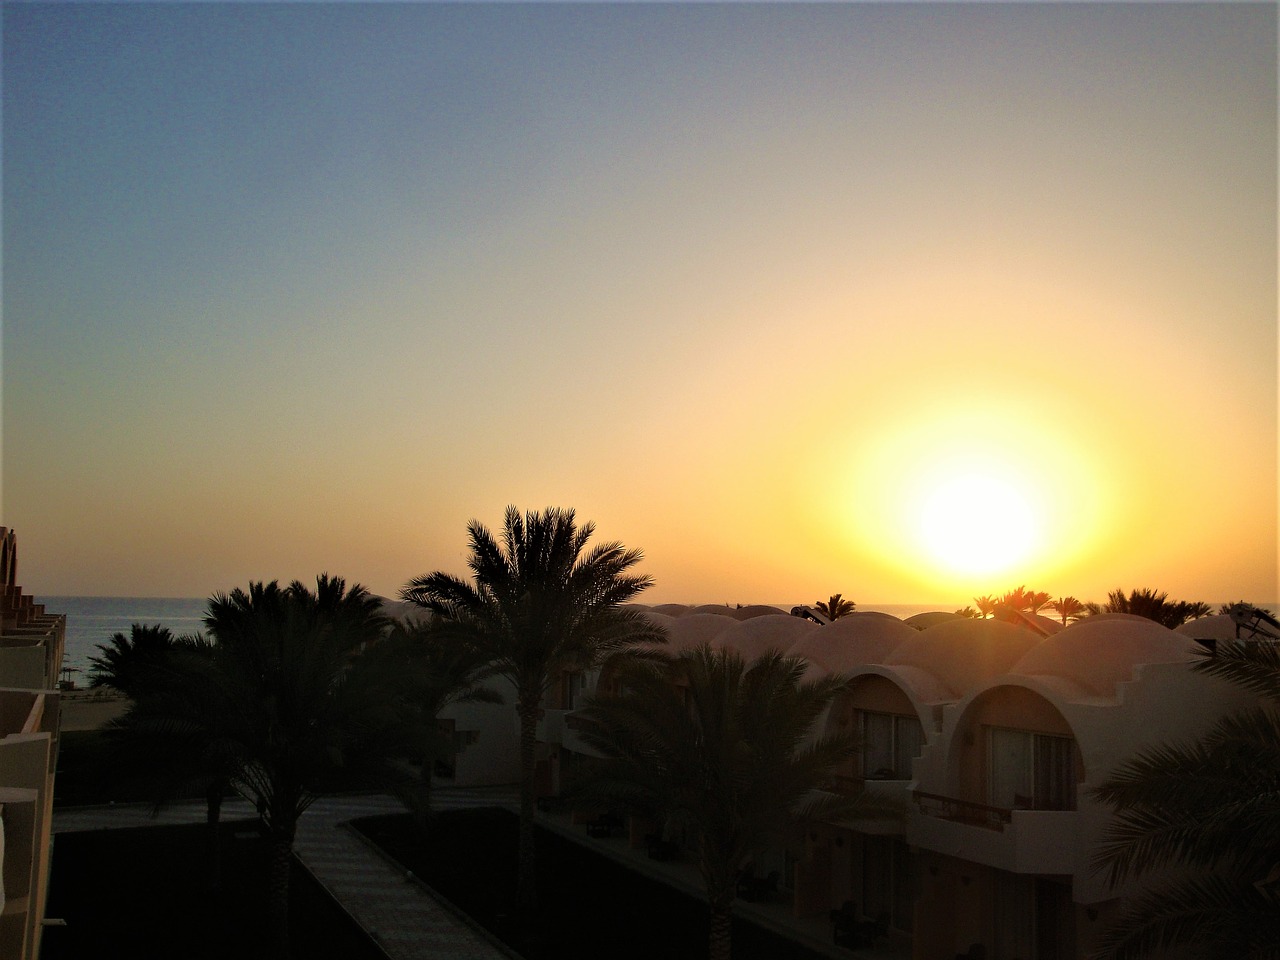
[998,586,1052,614]
[369,616,502,828]
[815,593,856,620]
[196,575,402,955]
[1049,596,1086,626]
[99,629,236,889]
[1090,639,1280,959]
[1099,588,1210,629]
[575,646,866,960]
[401,506,663,921]
[973,595,998,619]
[89,623,179,697]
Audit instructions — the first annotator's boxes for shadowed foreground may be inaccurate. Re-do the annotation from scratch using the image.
[353,807,829,960]
[41,819,388,960]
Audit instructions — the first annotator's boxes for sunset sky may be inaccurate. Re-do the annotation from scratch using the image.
[4,2,1277,607]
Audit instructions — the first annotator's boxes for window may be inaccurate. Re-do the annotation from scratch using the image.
[988,729,1077,810]
[862,836,915,933]
[859,711,925,779]
[561,671,587,710]
[993,872,1075,960]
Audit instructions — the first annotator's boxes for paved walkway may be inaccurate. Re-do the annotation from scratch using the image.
[54,787,521,960]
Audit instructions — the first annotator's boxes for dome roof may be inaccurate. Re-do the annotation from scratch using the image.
[1012,617,1202,697]
[730,604,790,620]
[903,611,962,630]
[689,603,741,618]
[711,614,816,661]
[661,612,738,652]
[649,603,693,617]
[886,618,1042,699]
[788,613,917,677]
[1174,614,1239,642]
[1081,612,1156,625]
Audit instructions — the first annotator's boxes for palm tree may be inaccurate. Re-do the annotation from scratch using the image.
[88,623,179,697]
[1049,596,1086,626]
[973,595,998,619]
[1090,638,1280,959]
[815,593,856,620]
[195,575,404,956]
[103,634,242,889]
[954,606,981,619]
[1099,588,1210,629]
[368,616,502,829]
[574,645,866,960]
[401,506,663,921]
[998,586,1052,614]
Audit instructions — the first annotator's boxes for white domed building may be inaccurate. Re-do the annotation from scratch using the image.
[444,600,1262,960]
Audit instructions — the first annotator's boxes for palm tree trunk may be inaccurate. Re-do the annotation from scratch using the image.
[267,832,294,959]
[205,779,224,892]
[517,695,540,929]
[708,893,733,960]
[411,763,435,833]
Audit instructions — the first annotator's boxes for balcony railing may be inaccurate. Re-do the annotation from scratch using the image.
[912,791,1012,831]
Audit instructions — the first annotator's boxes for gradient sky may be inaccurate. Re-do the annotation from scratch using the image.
[4,2,1277,607]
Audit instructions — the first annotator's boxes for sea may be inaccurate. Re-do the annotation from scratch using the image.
[42,596,958,687]
[45,596,208,686]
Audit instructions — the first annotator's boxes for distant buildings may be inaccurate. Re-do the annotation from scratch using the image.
[0,527,66,960]
[439,601,1258,960]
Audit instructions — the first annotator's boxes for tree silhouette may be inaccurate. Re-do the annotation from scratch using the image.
[401,506,663,923]
[197,576,403,954]
[1049,596,1086,626]
[89,623,180,697]
[1090,638,1280,958]
[367,616,502,829]
[1098,588,1211,629]
[574,646,868,960]
[815,593,856,620]
[973,595,998,619]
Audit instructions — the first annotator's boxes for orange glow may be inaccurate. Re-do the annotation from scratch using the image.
[829,397,1113,599]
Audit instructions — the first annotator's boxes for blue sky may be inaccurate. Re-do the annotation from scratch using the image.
[4,2,1276,605]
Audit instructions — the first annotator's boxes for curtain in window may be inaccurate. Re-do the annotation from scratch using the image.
[861,712,895,778]
[894,715,925,778]
[1033,735,1076,811]
[989,728,1032,809]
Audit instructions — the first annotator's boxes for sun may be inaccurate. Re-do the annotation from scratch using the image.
[915,469,1039,577]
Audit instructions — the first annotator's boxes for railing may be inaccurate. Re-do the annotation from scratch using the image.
[912,791,1012,831]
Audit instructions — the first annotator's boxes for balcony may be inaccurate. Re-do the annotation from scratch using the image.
[909,791,1081,875]
[821,776,909,834]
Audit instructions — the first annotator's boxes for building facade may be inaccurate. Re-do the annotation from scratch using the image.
[531,603,1257,960]
[0,527,66,960]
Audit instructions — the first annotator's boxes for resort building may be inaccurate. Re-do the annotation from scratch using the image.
[0,527,66,960]
[512,602,1259,960]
